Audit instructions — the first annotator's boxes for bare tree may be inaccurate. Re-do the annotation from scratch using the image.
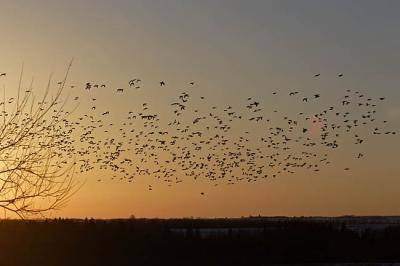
[0,63,77,218]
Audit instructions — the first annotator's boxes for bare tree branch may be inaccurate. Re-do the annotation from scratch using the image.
[0,62,77,218]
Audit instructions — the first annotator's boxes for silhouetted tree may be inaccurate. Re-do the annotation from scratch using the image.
[0,63,76,218]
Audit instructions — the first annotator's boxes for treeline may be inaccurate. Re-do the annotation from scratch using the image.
[0,218,399,265]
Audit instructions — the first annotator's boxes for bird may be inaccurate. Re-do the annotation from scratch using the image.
[85,83,91,90]
[20,76,393,193]
[129,79,136,86]
[160,81,165,86]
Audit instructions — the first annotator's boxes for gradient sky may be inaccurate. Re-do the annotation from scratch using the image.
[0,0,400,218]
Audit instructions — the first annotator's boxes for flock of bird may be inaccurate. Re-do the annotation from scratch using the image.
[0,73,397,194]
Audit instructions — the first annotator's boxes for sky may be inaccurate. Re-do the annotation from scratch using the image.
[0,0,400,218]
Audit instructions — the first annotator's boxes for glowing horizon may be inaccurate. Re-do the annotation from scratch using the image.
[0,0,399,219]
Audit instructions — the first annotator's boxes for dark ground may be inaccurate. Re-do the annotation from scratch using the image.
[0,216,400,266]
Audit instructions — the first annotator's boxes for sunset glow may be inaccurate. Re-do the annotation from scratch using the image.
[0,0,399,219]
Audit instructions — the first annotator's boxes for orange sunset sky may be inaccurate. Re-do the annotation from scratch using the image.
[0,0,399,218]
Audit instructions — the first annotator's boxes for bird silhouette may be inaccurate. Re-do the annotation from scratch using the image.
[24,75,395,195]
